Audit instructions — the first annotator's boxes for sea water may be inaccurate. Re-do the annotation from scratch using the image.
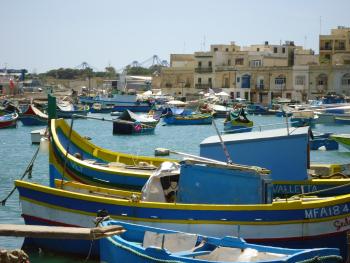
[0,114,349,262]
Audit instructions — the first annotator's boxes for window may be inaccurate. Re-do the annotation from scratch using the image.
[244,92,249,100]
[198,61,202,67]
[339,41,345,50]
[282,47,286,54]
[273,47,278,53]
[208,61,212,67]
[214,48,218,52]
[236,92,240,98]
[208,78,212,83]
[251,60,261,67]
[225,48,229,52]
[275,77,286,85]
[198,78,201,84]
[237,77,240,83]
[257,48,260,52]
[228,59,231,66]
[325,54,331,60]
[235,58,244,65]
[295,76,305,85]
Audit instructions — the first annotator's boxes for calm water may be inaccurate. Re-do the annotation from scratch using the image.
[0,113,349,262]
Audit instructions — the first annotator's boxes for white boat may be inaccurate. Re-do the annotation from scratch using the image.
[30,128,47,144]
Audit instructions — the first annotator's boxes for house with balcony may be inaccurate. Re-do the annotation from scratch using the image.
[319,26,350,65]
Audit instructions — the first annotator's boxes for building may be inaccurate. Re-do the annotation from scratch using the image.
[158,26,350,104]
[158,54,195,98]
[319,26,350,65]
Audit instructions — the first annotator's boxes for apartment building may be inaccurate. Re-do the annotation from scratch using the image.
[158,27,350,103]
[319,26,350,65]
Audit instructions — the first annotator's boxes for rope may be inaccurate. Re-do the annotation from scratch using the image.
[1,144,41,206]
[296,255,343,263]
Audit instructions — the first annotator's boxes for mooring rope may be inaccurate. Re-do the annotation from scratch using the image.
[1,144,41,206]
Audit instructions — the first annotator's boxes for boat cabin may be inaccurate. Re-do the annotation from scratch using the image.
[141,160,272,205]
[200,127,310,181]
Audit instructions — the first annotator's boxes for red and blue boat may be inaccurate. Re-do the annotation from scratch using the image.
[19,104,48,126]
[0,113,18,129]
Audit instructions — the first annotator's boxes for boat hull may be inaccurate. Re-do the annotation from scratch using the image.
[0,117,17,128]
[15,180,350,258]
[56,110,88,119]
[163,115,212,125]
[19,116,47,126]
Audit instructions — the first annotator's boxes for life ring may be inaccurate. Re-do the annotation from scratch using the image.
[134,123,142,132]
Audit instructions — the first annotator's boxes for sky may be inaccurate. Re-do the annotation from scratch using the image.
[0,0,349,73]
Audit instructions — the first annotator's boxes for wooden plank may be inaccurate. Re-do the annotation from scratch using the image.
[0,224,124,240]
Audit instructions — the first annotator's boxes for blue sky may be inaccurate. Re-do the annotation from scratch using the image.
[0,0,349,73]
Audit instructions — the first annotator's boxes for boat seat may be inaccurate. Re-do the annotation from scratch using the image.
[143,231,198,253]
[195,247,286,262]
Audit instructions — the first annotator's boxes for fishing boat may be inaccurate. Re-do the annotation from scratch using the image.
[49,118,173,190]
[0,113,18,129]
[90,103,115,113]
[223,108,253,133]
[80,93,153,112]
[56,101,89,119]
[163,110,212,125]
[246,104,270,115]
[15,160,350,258]
[112,110,159,135]
[100,220,341,263]
[309,132,339,151]
[334,116,350,125]
[19,104,48,126]
[290,110,317,127]
[330,134,350,150]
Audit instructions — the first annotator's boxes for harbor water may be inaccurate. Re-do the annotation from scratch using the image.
[0,114,350,262]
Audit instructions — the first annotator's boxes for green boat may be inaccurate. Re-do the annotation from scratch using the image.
[330,134,350,149]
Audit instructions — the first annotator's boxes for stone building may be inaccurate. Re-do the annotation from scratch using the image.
[158,26,350,104]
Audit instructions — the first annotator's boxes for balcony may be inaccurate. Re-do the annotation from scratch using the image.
[255,84,265,90]
[195,67,213,73]
[195,84,212,89]
[335,47,346,51]
[320,46,332,51]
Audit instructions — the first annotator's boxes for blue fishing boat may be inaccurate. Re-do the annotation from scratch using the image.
[56,102,89,118]
[15,159,350,258]
[310,132,339,151]
[163,109,212,125]
[89,103,115,113]
[246,104,270,115]
[334,116,350,124]
[19,104,48,126]
[112,110,159,135]
[223,108,253,133]
[290,110,317,127]
[80,93,153,112]
[100,220,341,263]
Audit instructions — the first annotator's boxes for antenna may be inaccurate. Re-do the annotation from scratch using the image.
[203,35,206,50]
